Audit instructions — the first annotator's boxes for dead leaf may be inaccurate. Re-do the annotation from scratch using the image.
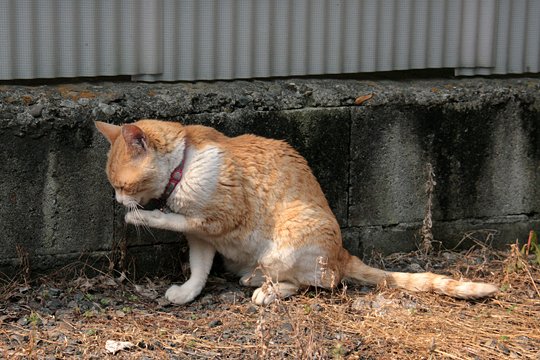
[134,284,158,299]
[354,93,373,105]
[105,340,134,354]
[73,277,93,291]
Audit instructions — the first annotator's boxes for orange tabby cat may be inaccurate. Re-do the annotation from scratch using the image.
[95,119,498,305]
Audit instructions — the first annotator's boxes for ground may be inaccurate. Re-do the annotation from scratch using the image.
[1,244,539,359]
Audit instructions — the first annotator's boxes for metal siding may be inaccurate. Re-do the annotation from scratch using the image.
[1,0,538,81]
[0,0,161,80]
[456,0,540,76]
[526,0,540,73]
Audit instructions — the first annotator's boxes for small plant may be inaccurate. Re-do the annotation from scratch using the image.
[507,230,540,273]
[83,310,96,318]
[28,311,41,326]
[332,342,346,359]
[186,340,196,348]
[420,163,436,255]
[100,298,111,306]
[16,244,31,285]
[506,243,527,273]
[521,230,540,266]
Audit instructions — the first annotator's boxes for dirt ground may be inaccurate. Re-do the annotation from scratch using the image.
[1,243,539,359]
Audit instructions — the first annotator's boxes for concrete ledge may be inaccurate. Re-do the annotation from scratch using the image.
[1,78,539,276]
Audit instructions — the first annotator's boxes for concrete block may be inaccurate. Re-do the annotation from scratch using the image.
[354,216,540,257]
[0,129,114,273]
[350,97,540,227]
[349,107,426,227]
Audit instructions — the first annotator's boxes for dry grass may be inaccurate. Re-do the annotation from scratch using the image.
[1,246,539,359]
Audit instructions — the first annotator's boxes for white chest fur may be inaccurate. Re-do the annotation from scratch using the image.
[168,144,224,212]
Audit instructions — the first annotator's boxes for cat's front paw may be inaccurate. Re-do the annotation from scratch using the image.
[125,209,163,226]
[125,211,141,225]
[165,284,201,305]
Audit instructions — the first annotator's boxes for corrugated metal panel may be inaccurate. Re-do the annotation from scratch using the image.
[455,0,540,76]
[135,0,515,81]
[1,0,538,81]
[0,0,162,80]
[138,0,475,81]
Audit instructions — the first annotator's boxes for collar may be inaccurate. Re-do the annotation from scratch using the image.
[160,158,186,203]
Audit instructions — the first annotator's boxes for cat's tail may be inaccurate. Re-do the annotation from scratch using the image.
[343,254,498,299]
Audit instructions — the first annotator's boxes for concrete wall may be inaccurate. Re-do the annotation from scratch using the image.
[0,78,538,276]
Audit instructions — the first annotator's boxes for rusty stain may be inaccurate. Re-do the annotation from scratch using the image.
[78,91,96,99]
[22,95,33,105]
[57,85,97,101]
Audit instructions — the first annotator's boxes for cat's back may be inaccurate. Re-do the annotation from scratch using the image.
[183,124,328,209]
[229,133,311,175]
[228,133,330,210]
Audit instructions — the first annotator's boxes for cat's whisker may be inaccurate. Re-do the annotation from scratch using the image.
[128,204,158,241]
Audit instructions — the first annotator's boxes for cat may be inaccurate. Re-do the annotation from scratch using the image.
[95,119,498,306]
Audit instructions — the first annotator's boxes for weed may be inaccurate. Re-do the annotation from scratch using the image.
[522,230,540,265]
[100,298,110,306]
[16,244,30,285]
[28,311,41,326]
[83,310,96,318]
[420,163,436,255]
[332,342,346,359]
[506,243,527,273]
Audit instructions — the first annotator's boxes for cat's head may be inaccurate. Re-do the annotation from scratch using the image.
[95,120,184,208]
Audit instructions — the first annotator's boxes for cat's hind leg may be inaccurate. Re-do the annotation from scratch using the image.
[165,236,215,305]
[247,247,301,305]
[239,268,266,287]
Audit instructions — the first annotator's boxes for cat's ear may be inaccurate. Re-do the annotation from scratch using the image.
[95,121,121,144]
[121,124,148,155]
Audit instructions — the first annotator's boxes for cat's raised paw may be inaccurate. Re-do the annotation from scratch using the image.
[125,209,165,227]
[124,211,142,225]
